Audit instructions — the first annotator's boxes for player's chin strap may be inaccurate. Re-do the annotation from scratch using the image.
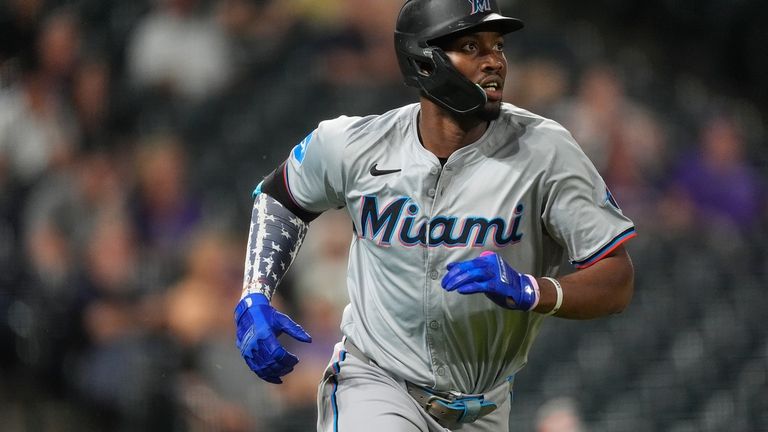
[343,338,497,427]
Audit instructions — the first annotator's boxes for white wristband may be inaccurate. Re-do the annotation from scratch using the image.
[541,277,563,316]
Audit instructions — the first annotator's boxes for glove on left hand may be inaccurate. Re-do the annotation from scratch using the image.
[234,293,312,384]
[441,251,539,311]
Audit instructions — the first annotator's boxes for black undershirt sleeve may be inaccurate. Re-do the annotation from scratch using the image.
[259,161,321,223]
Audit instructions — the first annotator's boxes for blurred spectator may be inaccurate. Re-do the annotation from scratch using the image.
[166,228,280,431]
[318,0,402,85]
[290,0,343,26]
[70,58,113,151]
[36,8,81,85]
[215,0,308,79]
[558,66,660,177]
[291,209,352,313]
[0,56,78,187]
[23,151,125,300]
[504,58,569,118]
[304,0,411,117]
[0,6,81,211]
[185,0,326,209]
[0,0,45,66]
[553,64,666,220]
[79,211,146,313]
[129,133,203,283]
[535,397,585,432]
[665,114,764,231]
[70,211,177,430]
[126,0,233,102]
[165,229,240,347]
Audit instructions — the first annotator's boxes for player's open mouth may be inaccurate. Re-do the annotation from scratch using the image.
[480,80,503,101]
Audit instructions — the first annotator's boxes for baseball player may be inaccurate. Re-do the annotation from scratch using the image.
[234,0,637,431]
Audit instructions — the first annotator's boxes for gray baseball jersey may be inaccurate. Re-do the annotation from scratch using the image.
[284,102,635,394]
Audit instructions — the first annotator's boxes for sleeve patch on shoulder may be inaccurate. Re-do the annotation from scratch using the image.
[291,131,315,165]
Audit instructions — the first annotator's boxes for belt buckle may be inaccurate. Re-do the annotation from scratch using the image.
[422,389,453,411]
[423,387,480,401]
[423,389,497,426]
[448,390,485,401]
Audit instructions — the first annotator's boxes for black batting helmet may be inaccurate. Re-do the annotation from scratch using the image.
[394,0,524,114]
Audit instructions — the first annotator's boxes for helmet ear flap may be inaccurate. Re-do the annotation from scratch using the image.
[417,47,488,114]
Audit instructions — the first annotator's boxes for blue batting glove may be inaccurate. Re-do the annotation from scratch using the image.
[234,293,312,384]
[441,251,539,311]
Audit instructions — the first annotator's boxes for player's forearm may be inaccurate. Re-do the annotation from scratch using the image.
[533,245,634,319]
[242,192,308,300]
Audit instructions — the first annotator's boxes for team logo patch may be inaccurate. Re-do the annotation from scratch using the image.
[468,0,492,14]
[291,131,314,165]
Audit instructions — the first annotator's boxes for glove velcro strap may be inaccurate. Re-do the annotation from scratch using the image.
[234,293,270,323]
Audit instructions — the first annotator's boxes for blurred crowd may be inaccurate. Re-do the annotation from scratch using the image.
[0,0,765,431]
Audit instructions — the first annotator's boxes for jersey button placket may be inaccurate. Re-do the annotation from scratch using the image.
[426,164,450,387]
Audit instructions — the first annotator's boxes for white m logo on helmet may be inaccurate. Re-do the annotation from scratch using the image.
[468,0,491,14]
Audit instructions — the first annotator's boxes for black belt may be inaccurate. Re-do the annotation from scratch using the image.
[342,338,497,426]
[343,337,377,365]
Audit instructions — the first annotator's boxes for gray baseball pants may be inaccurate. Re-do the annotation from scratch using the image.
[316,340,514,432]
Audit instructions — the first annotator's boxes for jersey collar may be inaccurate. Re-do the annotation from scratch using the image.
[408,104,501,168]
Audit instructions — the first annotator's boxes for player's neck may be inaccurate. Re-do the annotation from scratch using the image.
[417,100,489,159]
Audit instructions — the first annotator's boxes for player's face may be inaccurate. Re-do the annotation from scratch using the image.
[442,31,507,121]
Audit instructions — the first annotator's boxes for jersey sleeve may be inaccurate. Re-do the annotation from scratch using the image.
[541,126,637,269]
[281,117,351,213]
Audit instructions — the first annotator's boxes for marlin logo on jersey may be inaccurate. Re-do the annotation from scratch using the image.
[359,196,524,247]
[468,0,492,14]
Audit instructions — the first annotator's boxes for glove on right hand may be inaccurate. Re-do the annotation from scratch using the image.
[234,293,312,384]
[441,251,539,311]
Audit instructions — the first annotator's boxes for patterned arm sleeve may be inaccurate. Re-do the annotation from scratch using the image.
[242,192,308,301]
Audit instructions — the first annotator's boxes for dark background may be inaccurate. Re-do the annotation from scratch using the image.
[0,0,765,431]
